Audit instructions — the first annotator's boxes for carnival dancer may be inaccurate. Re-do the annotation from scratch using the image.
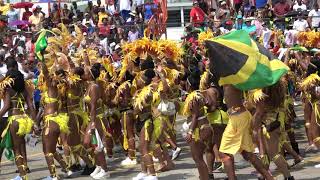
[182,71,214,180]
[300,73,320,150]
[218,85,274,180]
[65,62,96,175]
[150,65,176,172]
[251,82,296,180]
[114,79,137,166]
[132,69,158,180]
[0,61,37,180]
[38,61,73,180]
[83,63,110,179]
[200,70,228,173]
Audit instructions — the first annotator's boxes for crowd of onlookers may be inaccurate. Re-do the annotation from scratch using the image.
[189,0,320,35]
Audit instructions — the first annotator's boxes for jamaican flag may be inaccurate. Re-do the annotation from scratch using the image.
[205,30,289,91]
[35,30,48,61]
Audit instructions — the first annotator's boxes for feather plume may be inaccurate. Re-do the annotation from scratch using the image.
[199,71,209,90]
[182,91,203,116]
[0,77,14,98]
[68,73,81,85]
[133,84,153,111]
[300,73,320,90]
[114,81,131,102]
[248,89,267,103]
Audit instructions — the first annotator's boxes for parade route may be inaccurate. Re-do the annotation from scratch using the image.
[1,103,320,180]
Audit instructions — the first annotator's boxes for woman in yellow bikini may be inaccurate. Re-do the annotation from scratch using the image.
[252,82,295,180]
[114,79,137,166]
[38,61,72,180]
[66,66,95,175]
[200,71,228,174]
[182,72,213,180]
[132,69,158,180]
[0,67,36,180]
[82,63,109,179]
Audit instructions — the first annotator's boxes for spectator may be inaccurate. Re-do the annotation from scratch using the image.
[190,1,206,29]
[7,4,19,30]
[92,5,100,24]
[242,17,256,37]
[219,1,230,18]
[274,0,291,31]
[106,0,117,15]
[82,13,95,27]
[235,14,243,29]
[13,29,26,46]
[61,4,71,24]
[293,13,309,31]
[99,33,109,55]
[128,26,139,42]
[0,0,9,15]
[22,7,33,22]
[256,0,268,9]
[51,3,61,24]
[234,0,243,13]
[308,3,320,29]
[120,0,131,21]
[198,0,208,14]
[127,11,136,25]
[98,7,108,25]
[293,0,307,11]
[28,6,44,31]
[85,0,93,14]
[144,0,157,23]
[99,17,110,36]
[274,0,291,17]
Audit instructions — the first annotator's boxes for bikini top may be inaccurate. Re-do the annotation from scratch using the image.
[10,93,25,112]
[43,91,58,104]
[68,92,80,100]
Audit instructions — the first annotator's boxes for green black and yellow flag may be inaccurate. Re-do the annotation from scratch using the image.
[35,31,48,61]
[205,30,289,91]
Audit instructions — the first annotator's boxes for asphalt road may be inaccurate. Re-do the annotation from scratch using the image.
[1,103,320,180]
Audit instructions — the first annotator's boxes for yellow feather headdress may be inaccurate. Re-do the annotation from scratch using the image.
[182,91,203,116]
[300,73,320,90]
[133,84,153,111]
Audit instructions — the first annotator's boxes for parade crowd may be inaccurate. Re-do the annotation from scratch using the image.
[0,0,319,180]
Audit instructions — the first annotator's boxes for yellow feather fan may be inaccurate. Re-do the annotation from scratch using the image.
[133,84,153,111]
[0,77,14,98]
[300,73,320,90]
[182,91,203,116]
[199,71,209,90]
